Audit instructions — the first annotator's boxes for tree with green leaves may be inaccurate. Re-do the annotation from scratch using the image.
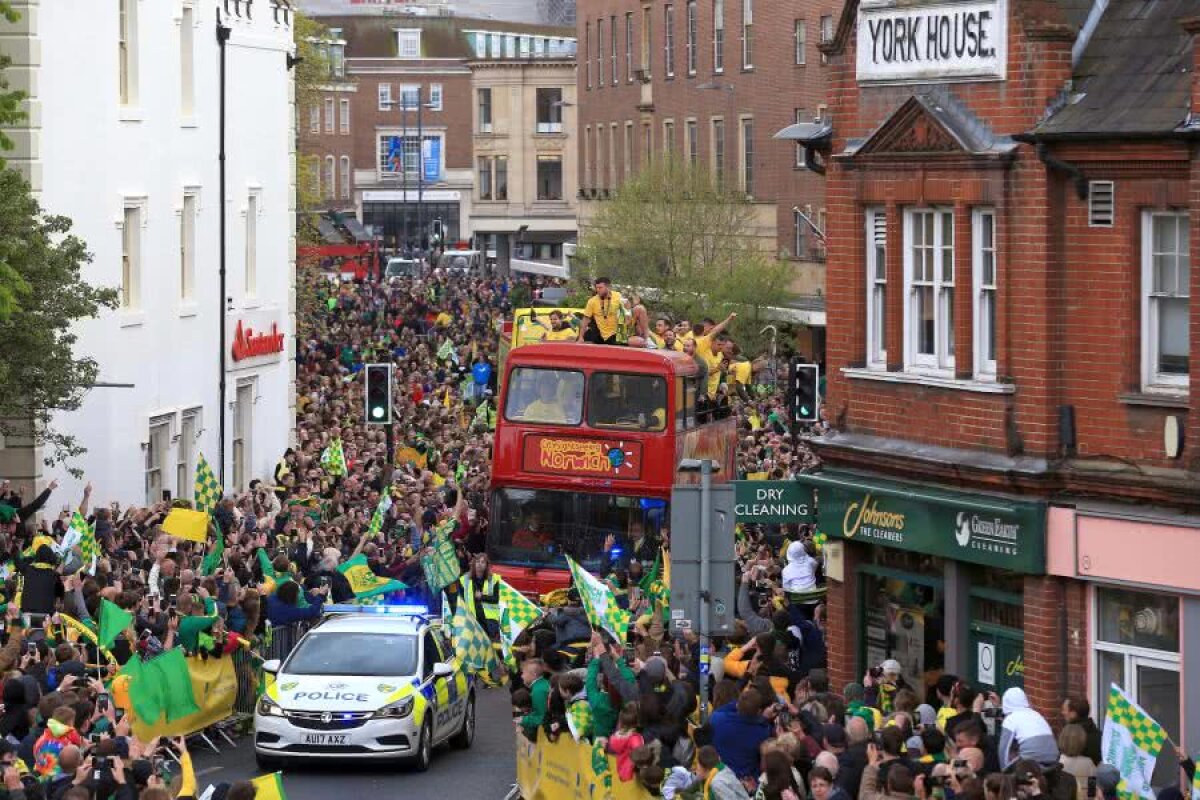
[0,4,120,474]
[577,156,796,354]
[294,13,333,247]
[0,170,120,475]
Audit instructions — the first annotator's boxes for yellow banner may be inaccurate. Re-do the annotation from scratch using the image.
[395,445,427,470]
[515,735,655,800]
[122,655,238,740]
[162,508,209,543]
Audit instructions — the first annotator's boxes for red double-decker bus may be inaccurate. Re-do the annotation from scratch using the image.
[489,342,737,595]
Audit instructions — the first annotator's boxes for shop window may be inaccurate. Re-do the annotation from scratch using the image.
[1094,588,1180,789]
[860,567,945,693]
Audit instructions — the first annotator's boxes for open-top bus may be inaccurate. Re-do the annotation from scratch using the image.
[489,342,737,595]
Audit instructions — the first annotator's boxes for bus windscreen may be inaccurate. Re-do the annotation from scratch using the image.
[489,488,665,571]
[504,367,585,425]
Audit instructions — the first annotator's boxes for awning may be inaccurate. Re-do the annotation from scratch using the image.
[511,258,569,279]
[317,217,345,245]
[794,468,1047,574]
[773,121,833,145]
[342,216,370,242]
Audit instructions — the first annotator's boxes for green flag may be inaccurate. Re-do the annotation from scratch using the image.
[97,599,133,650]
[200,523,224,577]
[257,548,277,580]
[566,555,630,643]
[337,554,407,600]
[125,649,199,725]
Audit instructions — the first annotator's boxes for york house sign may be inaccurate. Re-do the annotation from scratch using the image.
[856,0,1007,84]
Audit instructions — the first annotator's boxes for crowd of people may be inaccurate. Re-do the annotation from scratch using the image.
[508,526,1197,800]
[0,256,830,799]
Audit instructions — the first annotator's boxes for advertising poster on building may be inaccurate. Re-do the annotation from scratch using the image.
[423,137,441,182]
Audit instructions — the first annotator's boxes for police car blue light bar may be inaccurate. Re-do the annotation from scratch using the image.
[323,604,433,616]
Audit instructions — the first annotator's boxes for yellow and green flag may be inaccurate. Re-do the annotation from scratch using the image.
[337,554,406,600]
[1101,683,1167,800]
[450,593,499,675]
[565,555,630,643]
[251,772,288,800]
[194,453,222,514]
[497,579,542,655]
[320,438,347,477]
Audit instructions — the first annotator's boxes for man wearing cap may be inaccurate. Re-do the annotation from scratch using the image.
[577,277,624,345]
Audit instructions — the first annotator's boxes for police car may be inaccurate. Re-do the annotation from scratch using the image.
[255,606,475,771]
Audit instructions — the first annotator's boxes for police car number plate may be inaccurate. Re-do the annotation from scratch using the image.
[304,734,348,745]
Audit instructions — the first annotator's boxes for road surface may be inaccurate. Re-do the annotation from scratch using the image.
[191,686,517,799]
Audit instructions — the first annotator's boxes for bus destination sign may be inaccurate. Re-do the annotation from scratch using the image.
[522,434,644,480]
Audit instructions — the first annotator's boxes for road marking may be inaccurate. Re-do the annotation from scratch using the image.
[195,766,225,778]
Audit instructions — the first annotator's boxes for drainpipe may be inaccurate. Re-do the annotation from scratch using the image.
[1035,143,1088,201]
[217,13,231,486]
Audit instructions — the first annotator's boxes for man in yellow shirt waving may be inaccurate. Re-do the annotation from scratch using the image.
[578,277,624,345]
[694,312,737,398]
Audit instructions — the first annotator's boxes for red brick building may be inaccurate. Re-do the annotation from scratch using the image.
[302,15,574,248]
[793,0,1200,759]
[575,0,839,317]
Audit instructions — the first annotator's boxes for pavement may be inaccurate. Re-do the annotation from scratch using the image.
[191,686,517,799]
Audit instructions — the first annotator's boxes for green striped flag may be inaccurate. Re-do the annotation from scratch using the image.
[320,438,347,477]
[1101,683,1167,800]
[194,453,222,514]
[78,512,99,575]
[1192,755,1200,800]
[565,555,630,643]
[420,527,461,594]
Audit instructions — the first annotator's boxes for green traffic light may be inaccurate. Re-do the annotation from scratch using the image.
[371,406,384,419]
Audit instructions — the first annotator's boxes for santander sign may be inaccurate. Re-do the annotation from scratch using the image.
[231,320,285,362]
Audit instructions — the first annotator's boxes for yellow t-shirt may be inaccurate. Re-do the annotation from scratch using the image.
[544,326,577,342]
[695,334,724,396]
[435,311,452,327]
[583,291,624,340]
[649,332,666,349]
[732,361,752,385]
[522,399,569,423]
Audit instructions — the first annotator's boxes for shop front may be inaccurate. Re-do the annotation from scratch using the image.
[798,470,1046,702]
[1047,505,1200,786]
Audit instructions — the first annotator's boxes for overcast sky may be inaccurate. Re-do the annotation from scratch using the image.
[298,0,575,25]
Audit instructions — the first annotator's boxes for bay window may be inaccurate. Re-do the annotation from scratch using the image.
[905,209,955,372]
[1142,211,1189,391]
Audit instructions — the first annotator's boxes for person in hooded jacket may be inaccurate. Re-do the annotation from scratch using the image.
[550,591,592,654]
[999,687,1061,770]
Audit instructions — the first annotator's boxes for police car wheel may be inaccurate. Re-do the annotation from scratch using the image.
[409,719,433,772]
[255,751,282,772]
[451,693,475,749]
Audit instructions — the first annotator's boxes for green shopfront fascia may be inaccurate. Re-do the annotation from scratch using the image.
[740,471,1047,697]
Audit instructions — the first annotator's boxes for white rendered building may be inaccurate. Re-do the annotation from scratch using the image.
[0,0,298,505]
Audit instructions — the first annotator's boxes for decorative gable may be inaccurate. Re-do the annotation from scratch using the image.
[857,95,968,156]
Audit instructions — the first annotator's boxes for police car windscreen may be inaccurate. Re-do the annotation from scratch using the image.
[285,633,418,677]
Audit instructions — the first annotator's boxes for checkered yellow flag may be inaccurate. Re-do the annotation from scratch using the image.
[193,453,222,514]
[320,438,347,477]
[497,578,542,654]
[1101,683,1167,800]
[450,594,499,676]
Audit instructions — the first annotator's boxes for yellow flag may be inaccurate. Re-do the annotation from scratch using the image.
[251,772,287,800]
[395,445,428,470]
[746,471,769,481]
[161,508,209,543]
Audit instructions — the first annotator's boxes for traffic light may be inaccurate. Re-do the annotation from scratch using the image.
[364,363,393,424]
[791,362,820,424]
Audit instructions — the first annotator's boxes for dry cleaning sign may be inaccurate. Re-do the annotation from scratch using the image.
[856,0,1007,84]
